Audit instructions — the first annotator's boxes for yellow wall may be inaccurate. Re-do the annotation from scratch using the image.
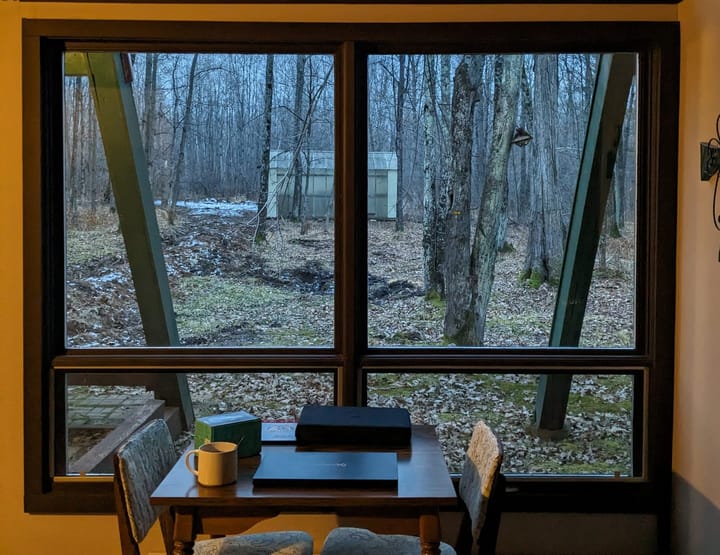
[674,0,720,552]
[677,0,720,504]
[9,2,720,554]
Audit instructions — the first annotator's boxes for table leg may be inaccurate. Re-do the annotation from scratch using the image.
[173,540,193,555]
[419,512,442,555]
[172,507,195,555]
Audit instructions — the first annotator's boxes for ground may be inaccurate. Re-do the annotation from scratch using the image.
[66,203,635,475]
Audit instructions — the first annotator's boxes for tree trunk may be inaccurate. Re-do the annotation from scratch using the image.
[395,54,406,232]
[301,59,313,234]
[469,55,522,344]
[422,55,446,298]
[67,76,84,224]
[522,54,566,286]
[88,109,99,215]
[142,53,158,188]
[292,55,306,221]
[256,54,274,242]
[472,57,489,205]
[168,53,199,225]
[442,56,481,343]
[301,136,312,236]
[612,81,635,234]
[444,55,522,345]
[599,82,634,270]
[439,56,452,142]
[513,56,534,225]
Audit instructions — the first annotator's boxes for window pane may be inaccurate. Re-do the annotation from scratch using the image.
[62,371,333,476]
[64,52,335,348]
[368,372,636,476]
[65,382,156,474]
[367,53,637,348]
[189,372,333,419]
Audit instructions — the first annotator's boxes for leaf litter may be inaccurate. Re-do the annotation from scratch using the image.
[67,205,635,475]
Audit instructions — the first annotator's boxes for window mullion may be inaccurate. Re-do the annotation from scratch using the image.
[336,41,368,406]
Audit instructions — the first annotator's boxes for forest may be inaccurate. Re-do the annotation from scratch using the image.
[64,51,637,349]
[63,51,638,475]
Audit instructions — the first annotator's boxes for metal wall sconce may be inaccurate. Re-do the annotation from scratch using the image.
[699,114,720,231]
[700,141,720,181]
[700,113,720,181]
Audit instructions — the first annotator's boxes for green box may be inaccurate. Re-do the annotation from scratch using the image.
[194,411,262,458]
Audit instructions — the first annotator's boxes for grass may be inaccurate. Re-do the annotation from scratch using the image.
[488,375,537,406]
[487,313,550,336]
[66,229,125,265]
[175,276,333,344]
[175,277,293,336]
[569,393,632,414]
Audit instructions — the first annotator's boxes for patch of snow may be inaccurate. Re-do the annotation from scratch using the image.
[87,272,125,284]
[155,198,258,216]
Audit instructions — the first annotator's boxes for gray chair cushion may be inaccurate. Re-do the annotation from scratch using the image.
[195,531,314,555]
[321,527,456,555]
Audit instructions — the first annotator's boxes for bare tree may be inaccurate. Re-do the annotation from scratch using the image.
[67,76,84,224]
[422,55,447,298]
[87,103,101,214]
[167,53,199,225]
[444,55,522,345]
[300,58,312,234]
[522,54,566,286]
[395,54,407,232]
[470,55,523,343]
[442,56,482,344]
[599,79,635,270]
[509,56,534,224]
[142,53,159,175]
[256,54,274,242]
[292,55,306,222]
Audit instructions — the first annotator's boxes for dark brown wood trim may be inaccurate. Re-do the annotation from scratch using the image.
[22,20,678,523]
[21,21,677,53]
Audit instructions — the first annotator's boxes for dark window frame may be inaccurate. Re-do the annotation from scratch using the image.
[23,22,678,544]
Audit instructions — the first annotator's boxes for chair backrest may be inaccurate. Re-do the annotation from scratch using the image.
[456,420,504,555]
[113,419,179,555]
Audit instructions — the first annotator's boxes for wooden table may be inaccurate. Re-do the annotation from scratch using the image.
[151,425,457,555]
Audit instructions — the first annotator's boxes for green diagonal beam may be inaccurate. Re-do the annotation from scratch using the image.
[85,53,177,344]
[82,53,193,427]
[533,53,636,437]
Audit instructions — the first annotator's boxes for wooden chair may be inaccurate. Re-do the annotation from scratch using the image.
[113,418,314,555]
[320,420,504,555]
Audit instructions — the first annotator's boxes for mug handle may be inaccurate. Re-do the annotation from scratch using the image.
[184,449,200,477]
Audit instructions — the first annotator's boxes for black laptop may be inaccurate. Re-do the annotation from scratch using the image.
[252,450,398,488]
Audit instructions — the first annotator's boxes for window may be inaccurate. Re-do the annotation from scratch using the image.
[24,21,678,522]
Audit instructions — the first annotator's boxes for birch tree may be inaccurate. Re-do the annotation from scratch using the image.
[422,55,446,298]
[444,54,522,345]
